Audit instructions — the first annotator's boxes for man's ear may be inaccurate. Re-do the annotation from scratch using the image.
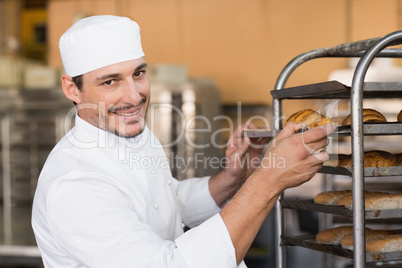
[61,74,81,104]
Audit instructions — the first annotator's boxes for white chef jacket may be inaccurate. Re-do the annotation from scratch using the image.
[32,115,247,268]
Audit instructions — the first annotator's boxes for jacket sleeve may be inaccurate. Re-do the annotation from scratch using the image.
[176,176,222,228]
[46,177,242,268]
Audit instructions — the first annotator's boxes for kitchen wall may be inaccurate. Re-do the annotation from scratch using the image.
[46,0,402,117]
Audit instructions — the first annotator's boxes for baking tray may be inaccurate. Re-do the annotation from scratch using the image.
[319,165,402,177]
[243,129,276,138]
[280,199,402,219]
[243,122,402,138]
[270,81,402,99]
[337,122,402,136]
[281,235,402,262]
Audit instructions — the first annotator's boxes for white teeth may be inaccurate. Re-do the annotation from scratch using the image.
[116,109,140,116]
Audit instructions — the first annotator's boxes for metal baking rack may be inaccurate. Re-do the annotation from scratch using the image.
[244,122,402,138]
[258,31,402,268]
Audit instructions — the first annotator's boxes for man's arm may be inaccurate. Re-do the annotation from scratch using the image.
[211,122,335,264]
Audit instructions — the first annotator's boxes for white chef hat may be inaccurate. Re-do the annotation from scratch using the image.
[59,15,145,77]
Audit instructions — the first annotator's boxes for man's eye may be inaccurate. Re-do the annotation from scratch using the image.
[134,70,146,78]
[104,80,115,86]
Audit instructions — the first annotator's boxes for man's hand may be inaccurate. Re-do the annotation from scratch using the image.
[255,121,336,195]
[209,123,270,207]
[223,123,270,188]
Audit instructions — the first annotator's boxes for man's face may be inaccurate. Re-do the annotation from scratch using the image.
[76,58,150,138]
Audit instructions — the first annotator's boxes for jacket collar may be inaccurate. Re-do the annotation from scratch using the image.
[70,113,151,151]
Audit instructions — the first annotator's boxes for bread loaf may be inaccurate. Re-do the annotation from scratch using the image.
[315,190,387,209]
[323,154,350,167]
[340,229,397,250]
[394,153,402,166]
[342,108,387,126]
[397,109,402,122]
[336,192,402,211]
[316,226,355,245]
[340,151,396,168]
[314,190,352,205]
[285,109,334,129]
[366,234,402,253]
[364,150,396,167]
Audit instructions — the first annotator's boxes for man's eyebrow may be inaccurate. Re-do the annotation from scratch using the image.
[95,63,148,82]
[135,63,148,72]
[96,73,121,82]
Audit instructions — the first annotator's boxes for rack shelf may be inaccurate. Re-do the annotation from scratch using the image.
[244,122,402,138]
[280,199,402,220]
[320,166,402,177]
[281,235,402,263]
[270,81,402,100]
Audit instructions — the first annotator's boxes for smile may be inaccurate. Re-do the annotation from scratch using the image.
[110,105,143,122]
[114,109,141,116]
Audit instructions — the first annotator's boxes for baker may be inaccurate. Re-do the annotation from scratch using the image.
[31,15,335,268]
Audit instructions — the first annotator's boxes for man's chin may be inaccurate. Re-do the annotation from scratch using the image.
[113,122,146,138]
[117,127,145,138]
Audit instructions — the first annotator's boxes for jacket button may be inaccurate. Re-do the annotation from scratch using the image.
[154,203,159,209]
[167,180,172,185]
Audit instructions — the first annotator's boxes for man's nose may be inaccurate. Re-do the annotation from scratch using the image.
[121,79,142,104]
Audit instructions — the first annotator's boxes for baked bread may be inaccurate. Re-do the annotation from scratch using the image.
[340,150,396,168]
[314,190,352,205]
[366,234,402,253]
[364,150,396,167]
[397,109,402,122]
[285,109,334,129]
[342,108,387,126]
[340,229,397,250]
[316,226,355,245]
[336,192,402,211]
[323,154,350,167]
[395,153,402,166]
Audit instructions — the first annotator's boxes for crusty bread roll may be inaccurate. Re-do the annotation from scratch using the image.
[395,153,402,166]
[364,150,396,167]
[336,192,402,211]
[316,226,355,245]
[340,229,397,250]
[365,194,402,210]
[323,154,350,167]
[366,234,402,253]
[342,108,387,126]
[397,109,402,122]
[340,150,396,168]
[285,109,334,129]
[314,190,352,205]
[315,190,386,208]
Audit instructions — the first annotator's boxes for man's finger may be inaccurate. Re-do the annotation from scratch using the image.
[309,149,330,163]
[275,122,306,142]
[299,123,336,144]
[227,124,246,147]
[301,137,330,156]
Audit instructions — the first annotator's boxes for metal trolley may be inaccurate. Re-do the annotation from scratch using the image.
[0,88,74,265]
[245,31,402,267]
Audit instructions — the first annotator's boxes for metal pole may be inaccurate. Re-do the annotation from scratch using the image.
[350,30,402,268]
[1,115,12,244]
